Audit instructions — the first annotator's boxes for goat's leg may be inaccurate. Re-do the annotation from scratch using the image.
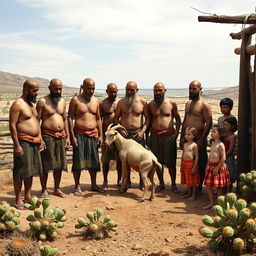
[120,161,128,194]
[148,165,156,201]
[140,172,148,202]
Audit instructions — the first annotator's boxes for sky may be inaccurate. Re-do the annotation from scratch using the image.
[0,0,255,89]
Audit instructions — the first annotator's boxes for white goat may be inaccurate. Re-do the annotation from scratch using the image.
[105,124,162,201]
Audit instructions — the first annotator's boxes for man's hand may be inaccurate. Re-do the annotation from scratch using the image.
[196,139,204,150]
[191,168,196,176]
[135,131,144,142]
[14,144,24,157]
[71,136,78,148]
[65,138,71,149]
[98,137,103,147]
[120,129,128,138]
[39,140,46,152]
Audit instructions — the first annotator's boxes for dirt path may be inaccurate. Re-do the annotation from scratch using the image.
[0,165,213,256]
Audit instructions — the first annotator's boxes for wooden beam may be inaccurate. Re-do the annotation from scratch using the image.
[230,24,256,40]
[198,14,256,24]
[234,44,256,55]
[237,33,252,173]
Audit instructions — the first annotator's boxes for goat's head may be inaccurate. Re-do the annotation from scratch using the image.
[105,124,127,146]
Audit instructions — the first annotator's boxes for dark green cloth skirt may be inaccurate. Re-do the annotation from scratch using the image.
[13,140,43,181]
[41,135,67,173]
[72,134,100,172]
[150,132,177,168]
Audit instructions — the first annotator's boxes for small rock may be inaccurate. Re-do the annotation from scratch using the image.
[160,248,171,255]
[74,205,79,208]
[165,238,172,243]
[188,231,193,236]
[120,244,126,248]
[106,205,115,210]
[37,241,43,246]
[132,243,142,250]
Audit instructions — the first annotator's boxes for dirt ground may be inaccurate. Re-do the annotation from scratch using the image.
[0,161,217,256]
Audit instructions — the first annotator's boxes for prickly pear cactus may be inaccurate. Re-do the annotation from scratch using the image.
[0,201,20,234]
[239,170,256,201]
[39,245,58,256]
[200,193,256,255]
[25,197,66,241]
[75,208,117,239]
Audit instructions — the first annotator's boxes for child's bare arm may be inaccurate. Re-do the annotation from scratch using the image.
[191,143,199,175]
[213,144,226,176]
[226,135,236,156]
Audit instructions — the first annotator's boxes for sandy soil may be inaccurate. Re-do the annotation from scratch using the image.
[0,162,217,256]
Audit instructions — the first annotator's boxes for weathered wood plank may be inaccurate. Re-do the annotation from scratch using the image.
[230,24,256,40]
[198,14,256,24]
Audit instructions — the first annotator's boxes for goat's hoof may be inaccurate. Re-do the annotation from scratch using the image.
[139,198,145,202]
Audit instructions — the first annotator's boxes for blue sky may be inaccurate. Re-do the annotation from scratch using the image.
[0,0,255,89]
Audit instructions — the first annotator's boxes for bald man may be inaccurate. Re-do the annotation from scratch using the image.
[68,78,103,196]
[36,78,70,199]
[9,80,44,209]
[148,82,181,192]
[100,83,121,189]
[180,80,212,193]
[113,81,149,189]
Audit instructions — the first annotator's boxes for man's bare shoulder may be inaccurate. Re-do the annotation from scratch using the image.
[37,97,47,105]
[11,98,24,109]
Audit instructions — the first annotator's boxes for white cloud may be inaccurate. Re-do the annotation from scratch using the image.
[5,0,256,88]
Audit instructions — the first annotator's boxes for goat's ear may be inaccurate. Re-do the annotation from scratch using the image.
[114,131,118,135]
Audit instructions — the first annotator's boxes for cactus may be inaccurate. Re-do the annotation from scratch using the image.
[6,233,40,256]
[39,245,58,256]
[25,198,66,241]
[200,194,256,254]
[239,170,256,201]
[75,208,117,239]
[0,201,20,234]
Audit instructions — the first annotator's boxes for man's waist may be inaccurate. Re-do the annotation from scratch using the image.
[17,132,42,144]
[151,127,176,136]
[74,127,99,138]
[41,127,66,138]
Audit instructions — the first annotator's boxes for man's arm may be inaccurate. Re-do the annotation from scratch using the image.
[63,100,70,148]
[9,101,23,157]
[96,99,103,146]
[171,101,181,140]
[179,102,188,149]
[36,98,46,151]
[198,102,212,147]
[136,99,149,142]
[113,100,121,125]
[68,96,78,147]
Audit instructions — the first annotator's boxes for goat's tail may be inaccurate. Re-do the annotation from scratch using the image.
[153,158,162,171]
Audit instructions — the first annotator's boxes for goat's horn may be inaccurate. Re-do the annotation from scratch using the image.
[106,123,114,131]
[110,124,127,132]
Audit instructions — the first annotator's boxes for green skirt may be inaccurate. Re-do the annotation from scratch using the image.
[150,132,177,168]
[13,140,43,181]
[41,135,67,173]
[72,134,100,172]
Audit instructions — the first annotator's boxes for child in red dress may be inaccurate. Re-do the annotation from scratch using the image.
[203,124,230,209]
[180,126,200,200]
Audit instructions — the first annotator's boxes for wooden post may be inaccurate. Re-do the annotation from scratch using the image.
[237,33,251,173]
[198,15,256,24]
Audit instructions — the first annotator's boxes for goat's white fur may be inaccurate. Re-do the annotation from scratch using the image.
[105,124,162,201]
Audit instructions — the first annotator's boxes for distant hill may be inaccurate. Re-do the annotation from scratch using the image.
[203,86,238,100]
[0,71,78,95]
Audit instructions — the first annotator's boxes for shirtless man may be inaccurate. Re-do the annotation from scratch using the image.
[36,78,70,198]
[148,82,181,192]
[113,81,149,189]
[100,83,121,189]
[9,80,44,209]
[68,78,103,196]
[180,80,212,193]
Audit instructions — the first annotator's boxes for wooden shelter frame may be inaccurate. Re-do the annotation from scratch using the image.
[198,14,256,174]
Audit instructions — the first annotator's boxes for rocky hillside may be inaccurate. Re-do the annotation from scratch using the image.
[0,71,78,94]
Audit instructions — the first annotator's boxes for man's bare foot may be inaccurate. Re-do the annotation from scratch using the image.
[181,194,191,199]
[203,204,214,210]
[40,190,49,199]
[73,188,83,197]
[90,186,105,193]
[102,182,108,189]
[53,189,67,198]
[171,185,179,193]
[155,185,165,193]
[117,180,122,187]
